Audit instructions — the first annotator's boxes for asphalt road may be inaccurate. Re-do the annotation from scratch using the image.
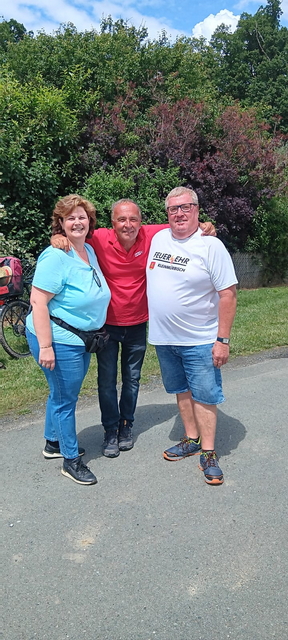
[1,348,288,640]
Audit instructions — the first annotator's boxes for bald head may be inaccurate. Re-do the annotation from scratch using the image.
[111,199,142,251]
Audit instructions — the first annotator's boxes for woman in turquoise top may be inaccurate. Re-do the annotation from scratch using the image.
[26,195,111,486]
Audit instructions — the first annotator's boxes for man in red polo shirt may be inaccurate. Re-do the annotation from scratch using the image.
[87,199,169,457]
[52,198,214,458]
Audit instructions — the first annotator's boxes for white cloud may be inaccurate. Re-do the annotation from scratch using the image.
[1,1,286,44]
[280,0,288,20]
[192,10,240,41]
[0,0,189,39]
[1,0,98,33]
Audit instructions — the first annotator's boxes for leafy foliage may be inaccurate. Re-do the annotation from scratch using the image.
[83,156,180,227]
[0,70,80,252]
[245,197,288,283]
[0,13,287,277]
[210,0,288,132]
[0,177,35,265]
[0,18,31,54]
[84,93,285,250]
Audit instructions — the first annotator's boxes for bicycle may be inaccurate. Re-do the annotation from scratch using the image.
[0,260,34,359]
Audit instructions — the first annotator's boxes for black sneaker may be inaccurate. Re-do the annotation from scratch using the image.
[102,430,120,458]
[42,440,85,459]
[61,456,97,485]
[118,419,134,451]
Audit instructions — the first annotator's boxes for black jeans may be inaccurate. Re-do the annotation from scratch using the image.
[97,322,147,431]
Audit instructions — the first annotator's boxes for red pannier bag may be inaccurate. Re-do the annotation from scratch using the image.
[0,256,23,301]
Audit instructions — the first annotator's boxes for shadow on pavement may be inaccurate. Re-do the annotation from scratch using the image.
[78,403,246,462]
[78,402,178,462]
[164,408,246,457]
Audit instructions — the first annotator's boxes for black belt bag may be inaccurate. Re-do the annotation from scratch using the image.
[50,315,109,353]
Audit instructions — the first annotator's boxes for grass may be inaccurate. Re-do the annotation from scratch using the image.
[228,286,288,357]
[0,286,287,419]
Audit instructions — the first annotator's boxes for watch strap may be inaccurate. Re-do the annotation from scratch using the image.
[217,337,230,344]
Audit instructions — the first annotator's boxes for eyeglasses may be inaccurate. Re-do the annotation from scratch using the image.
[91,266,101,288]
[166,203,198,215]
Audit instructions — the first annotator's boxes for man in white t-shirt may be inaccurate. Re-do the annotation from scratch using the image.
[146,187,238,485]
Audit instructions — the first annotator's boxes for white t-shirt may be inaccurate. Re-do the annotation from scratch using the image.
[146,228,238,345]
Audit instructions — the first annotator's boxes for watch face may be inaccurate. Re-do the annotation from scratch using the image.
[223,338,230,344]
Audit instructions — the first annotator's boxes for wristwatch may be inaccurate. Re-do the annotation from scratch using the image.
[217,337,230,344]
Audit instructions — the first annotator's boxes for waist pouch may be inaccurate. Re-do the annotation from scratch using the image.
[50,315,109,353]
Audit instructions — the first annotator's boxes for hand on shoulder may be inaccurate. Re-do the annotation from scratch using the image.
[199,221,216,237]
[50,234,71,252]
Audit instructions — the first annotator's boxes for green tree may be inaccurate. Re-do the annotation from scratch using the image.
[0,70,80,254]
[1,13,287,278]
[83,154,180,227]
[3,19,216,112]
[0,18,30,52]
[0,173,35,264]
[245,196,288,283]
[210,0,288,131]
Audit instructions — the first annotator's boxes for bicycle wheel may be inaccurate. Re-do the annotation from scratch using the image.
[0,299,30,358]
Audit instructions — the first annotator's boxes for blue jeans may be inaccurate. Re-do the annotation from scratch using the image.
[26,329,91,458]
[155,344,225,405]
[97,323,147,431]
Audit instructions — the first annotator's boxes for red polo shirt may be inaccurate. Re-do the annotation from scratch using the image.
[87,225,167,326]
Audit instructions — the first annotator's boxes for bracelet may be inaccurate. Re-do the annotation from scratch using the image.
[40,345,52,349]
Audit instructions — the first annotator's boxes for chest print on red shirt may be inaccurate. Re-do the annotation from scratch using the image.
[134,251,143,257]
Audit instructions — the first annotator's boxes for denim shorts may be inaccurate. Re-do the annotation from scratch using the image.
[155,344,225,405]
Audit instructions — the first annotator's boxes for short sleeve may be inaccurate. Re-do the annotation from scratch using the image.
[207,239,238,291]
[32,248,66,294]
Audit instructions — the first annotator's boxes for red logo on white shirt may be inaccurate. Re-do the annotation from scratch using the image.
[149,261,156,269]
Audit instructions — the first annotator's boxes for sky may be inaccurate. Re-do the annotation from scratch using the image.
[0,0,287,43]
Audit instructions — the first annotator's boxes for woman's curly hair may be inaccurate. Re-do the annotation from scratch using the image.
[51,194,96,239]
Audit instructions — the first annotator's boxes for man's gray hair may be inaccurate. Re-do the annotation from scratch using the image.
[111,199,142,220]
[165,187,198,210]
